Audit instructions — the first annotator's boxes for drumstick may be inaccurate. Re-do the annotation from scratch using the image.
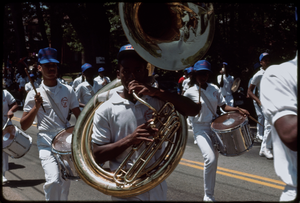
[198,83,201,116]
[236,106,263,127]
[25,68,46,113]
[2,118,11,130]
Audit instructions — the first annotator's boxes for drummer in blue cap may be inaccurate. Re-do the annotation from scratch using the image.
[20,47,81,201]
[183,60,249,202]
[95,67,111,88]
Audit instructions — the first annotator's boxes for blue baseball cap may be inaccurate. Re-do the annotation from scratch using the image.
[29,74,35,77]
[81,63,93,72]
[186,67,193,74]
[98,67,105,72]
[259,53,269,62]
[117,44,139,62]
[193,60,212,72]
[38,47,60,64]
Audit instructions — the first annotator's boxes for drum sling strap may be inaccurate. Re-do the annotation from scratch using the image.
[200,88,218,119]
[41,86,68,128]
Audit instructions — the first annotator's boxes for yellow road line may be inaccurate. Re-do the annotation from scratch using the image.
[11,117,36,127]
[179,159,285,190]
[10,116,284,190]
[181,158,285,185]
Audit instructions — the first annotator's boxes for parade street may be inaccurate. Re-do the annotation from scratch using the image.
[2,110,284,202]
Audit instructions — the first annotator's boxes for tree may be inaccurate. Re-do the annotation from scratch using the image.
[10,3,27,61]
[61,3,111,72]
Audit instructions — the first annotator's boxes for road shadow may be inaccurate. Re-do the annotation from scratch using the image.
[8,162,25,170]
[2,179,45,188]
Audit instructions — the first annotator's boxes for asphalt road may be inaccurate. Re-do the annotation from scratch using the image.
[2,110,284,202]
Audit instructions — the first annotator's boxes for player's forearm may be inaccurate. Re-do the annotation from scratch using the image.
[20,107,39,130]
[275,115,297,151]
[92,138,132,164]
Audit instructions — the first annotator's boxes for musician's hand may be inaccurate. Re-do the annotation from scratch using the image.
[34,92,43,109]
[237,107,249,117]
[7,110,14,119]
[128,80,158,97]
[127,119,158,146]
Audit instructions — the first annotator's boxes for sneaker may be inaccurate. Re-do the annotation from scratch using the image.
[2,176,7,184]
[194,140,197,145]
[203,195,215,202]
[259,148,273,159]
[33,121,37,125]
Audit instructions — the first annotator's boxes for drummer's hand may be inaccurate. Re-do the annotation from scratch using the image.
[7,110,14,119]
[237,107,249,117]
[34,92,43,109]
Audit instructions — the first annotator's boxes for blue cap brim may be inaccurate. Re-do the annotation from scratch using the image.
[39,59,60,64]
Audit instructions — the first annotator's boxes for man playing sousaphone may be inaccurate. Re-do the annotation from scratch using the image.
[91,44,200,201]
[20,47,81,201]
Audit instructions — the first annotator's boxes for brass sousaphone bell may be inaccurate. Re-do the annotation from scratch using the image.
[72,2,215,198]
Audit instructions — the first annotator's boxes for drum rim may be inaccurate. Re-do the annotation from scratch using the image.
[3,125,33,158]
[211,112,248,132]
[3,125,17,148]
[51,126,74,153]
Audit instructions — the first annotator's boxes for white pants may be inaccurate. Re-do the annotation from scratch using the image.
[111,180,167,201]
[193,124,219,198]
[253,101,265,138]
[280,185,297,201]
[38,145,71,201]
[261,119,272,150]
[2,152,9,174]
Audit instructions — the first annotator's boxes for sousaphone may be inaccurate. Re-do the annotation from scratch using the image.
[72,2,215,198]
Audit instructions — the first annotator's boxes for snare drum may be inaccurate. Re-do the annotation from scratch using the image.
[51,126,80,180]
[3,125,32,158]
[211,112,254,156]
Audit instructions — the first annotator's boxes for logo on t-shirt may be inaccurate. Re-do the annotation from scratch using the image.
[213,91,218,99]
[61,97,68,108]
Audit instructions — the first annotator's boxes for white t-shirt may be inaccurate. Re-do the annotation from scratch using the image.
[72,76,85,91]
[250,68,265,97]
[260,53,297,187]
[75,80,103,105]
[184,83,226,126]
[217,74,234,96]
[94,75,111,85]
[2,90,16,127]
[24,80,79,146]
[25,81,39,92]
[17,77,26,89]
[182,77,190,92]
[91,88,167,200]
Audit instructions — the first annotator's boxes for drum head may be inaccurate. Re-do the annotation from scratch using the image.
[3,125,15,148]
[211,112,246,131]
[52,127,74,152]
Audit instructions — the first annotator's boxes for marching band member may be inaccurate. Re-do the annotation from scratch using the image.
[20,47,81,201]
[217,62,234,111]
[91,44,200,201]
[248,53,273,159]
[260,51,297,202]
[2,90,18,184]
[25,74,39,93]
[183,60,249,202]
[95,67,111,87]
[75,63,102,109]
